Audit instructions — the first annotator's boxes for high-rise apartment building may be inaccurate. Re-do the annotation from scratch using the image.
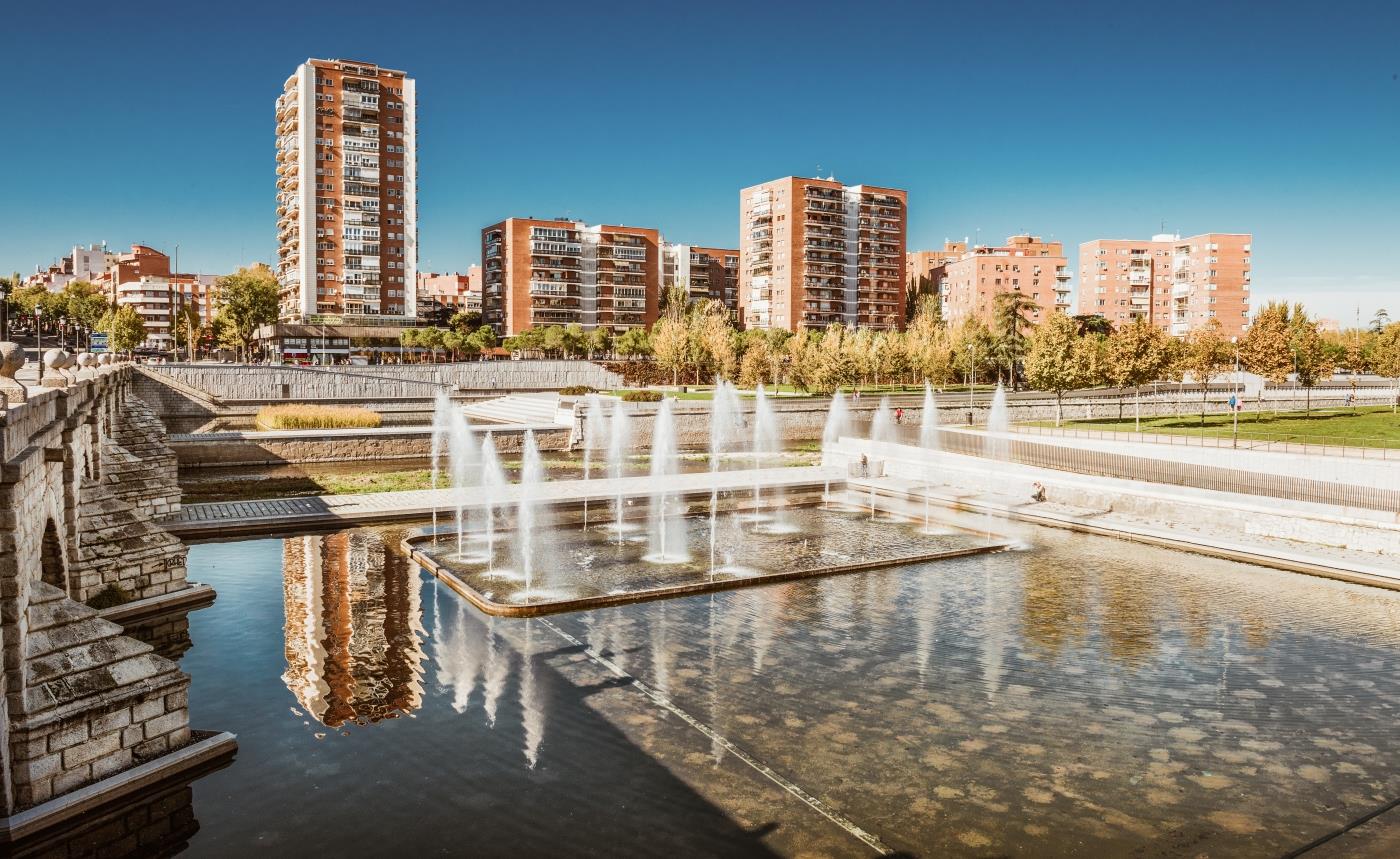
[480,219,661,335]
[276,58,416,321]
[662,244,739,315]
[1077,233,1252,337]
[739,177,907,331]
[935,236,1072,326]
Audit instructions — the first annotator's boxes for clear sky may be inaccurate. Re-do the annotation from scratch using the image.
[5,0,1397,325]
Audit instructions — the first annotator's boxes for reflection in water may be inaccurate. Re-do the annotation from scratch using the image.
[281,529,426,728]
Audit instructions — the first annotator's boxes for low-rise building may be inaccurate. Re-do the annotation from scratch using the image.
[114,274,219,350]
[417,267,482,316]
[662,243,739,315]
[935,235,1072,327]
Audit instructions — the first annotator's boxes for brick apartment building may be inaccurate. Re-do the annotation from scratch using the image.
[1077,233,1252,338]
[480,218,661,336]
[929,235,1072,327]
[275,58,417,322]
[417,267,482,319]
[739,176,907,331]
[662,243,739,315]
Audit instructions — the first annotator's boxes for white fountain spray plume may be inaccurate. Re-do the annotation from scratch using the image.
[479,433,507,574]
[607,400,632,544]
[870,396,896,445]
[581,394,606,529]
[482,617,507,727]
[983,383,1011,544]
[429,390,453,531]
[447,407,477,557]
[920,382,939,530]
[820,391,850,503]
[515,429,545,598]
[751,384,789,530]
[708,380,742,573]
[646,397,689,563]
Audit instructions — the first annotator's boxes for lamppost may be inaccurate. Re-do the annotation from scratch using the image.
[966,342,976,424]
[0,275,10,341]
[33,308,43,381]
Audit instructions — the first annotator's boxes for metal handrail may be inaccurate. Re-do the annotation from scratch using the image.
[1010,423,1399,461]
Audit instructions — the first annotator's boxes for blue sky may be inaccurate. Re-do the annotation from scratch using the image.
[5,0,1398,325]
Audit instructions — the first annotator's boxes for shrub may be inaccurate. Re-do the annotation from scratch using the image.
[255,404,383,430]
[620,389,663,403]
[87,583,134,609]
[559,385,597,396]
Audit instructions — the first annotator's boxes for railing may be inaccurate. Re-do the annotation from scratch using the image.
[865,423,1400,512]
[1010,423,1400,460]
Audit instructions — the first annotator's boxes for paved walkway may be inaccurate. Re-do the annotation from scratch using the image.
[165,465,843,537]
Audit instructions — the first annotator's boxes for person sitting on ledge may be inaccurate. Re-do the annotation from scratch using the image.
[1030,482,1046,503]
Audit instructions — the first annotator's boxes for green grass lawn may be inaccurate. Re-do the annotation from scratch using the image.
[1032,405,1400,448]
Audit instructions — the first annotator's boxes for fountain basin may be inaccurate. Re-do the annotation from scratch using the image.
[405,504,1012,618]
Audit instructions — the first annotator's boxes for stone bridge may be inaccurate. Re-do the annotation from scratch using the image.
[0,345,226,836]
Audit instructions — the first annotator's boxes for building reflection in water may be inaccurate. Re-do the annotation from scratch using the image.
[281,529,427,728]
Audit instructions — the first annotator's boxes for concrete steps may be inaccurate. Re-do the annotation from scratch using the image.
[461,394,570,427]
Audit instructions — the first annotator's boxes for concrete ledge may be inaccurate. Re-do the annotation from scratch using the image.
[0,731,237,843]
[98,582,217,625]
[855,480,1400,592]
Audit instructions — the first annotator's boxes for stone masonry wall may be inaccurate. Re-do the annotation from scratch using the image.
[103,389,180,519]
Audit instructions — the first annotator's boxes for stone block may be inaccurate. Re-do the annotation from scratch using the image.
[132,697,164,722]
[62,729,120,768]
[17,751,63,784]
[132,734,168,762]
[164,689,188,710]
[91,747,134,780]
[92,706,133,735]
[48,720,90,751]
[53,764,93,796]
[142,710,186,740]
[122,724,144,748]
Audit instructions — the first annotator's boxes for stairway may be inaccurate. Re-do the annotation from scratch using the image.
[461,393,571,427]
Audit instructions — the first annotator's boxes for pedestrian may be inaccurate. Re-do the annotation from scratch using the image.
[895,407,904,425]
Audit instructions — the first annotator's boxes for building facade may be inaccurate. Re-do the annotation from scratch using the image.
[114,274,219,350]
[935,236,1072,327]
[276,58,417,322]
[480,218,661,336]
[905,244,966,314]
[738,177,907,332]
[24,243,116,292]
[1077,233,1252,337]
[662,244,739,315]
[417,267,482,316]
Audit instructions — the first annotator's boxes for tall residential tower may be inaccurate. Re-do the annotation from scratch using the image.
[739,177,907,331]
[276,59,416,322]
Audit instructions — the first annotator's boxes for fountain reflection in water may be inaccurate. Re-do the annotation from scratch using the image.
[646,398,689,564]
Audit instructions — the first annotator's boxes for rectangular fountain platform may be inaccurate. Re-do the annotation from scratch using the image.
[405,503,1013,617]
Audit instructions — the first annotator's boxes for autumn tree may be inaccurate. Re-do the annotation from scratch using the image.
[1023,312,1083,426]
[99,305,147,355]
[1288,312,1337,413]
[1181,319,1234,424]
[1239,301,1293,385]
[1371,322,1400,413]
[651,317,689,385]
[1106,317,1172,430]
[949,317,995,390]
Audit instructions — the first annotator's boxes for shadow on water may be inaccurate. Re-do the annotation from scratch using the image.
[175,530,789,858]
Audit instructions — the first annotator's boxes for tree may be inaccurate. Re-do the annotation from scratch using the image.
[991,291,1041,389]
[1072,314,1114,337]
[1371,322,1400,413]
[562,323,588,358]
[950,317,995,390]
[1371,309,1391,334]
[470,325,498,356]
[214,265,279,362]
[61,281,110,348]
[587,327,613,360]
[1023,312,1083,426]
[1289,313,1336,413]
[1106,317,1172,430]
[1239,301,1293,385]
[448,310,482,333]
[905,298,954,387]
[1181,319,1233,424]
[651,317,689,385]
[99,305,147,355]
[419,327,446,363]
[696,308,737,382]
[399,328,420,362]
[738,338,772,389]
[811,325,858,395]
[172,302,202,361]
[615,327,651,359]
